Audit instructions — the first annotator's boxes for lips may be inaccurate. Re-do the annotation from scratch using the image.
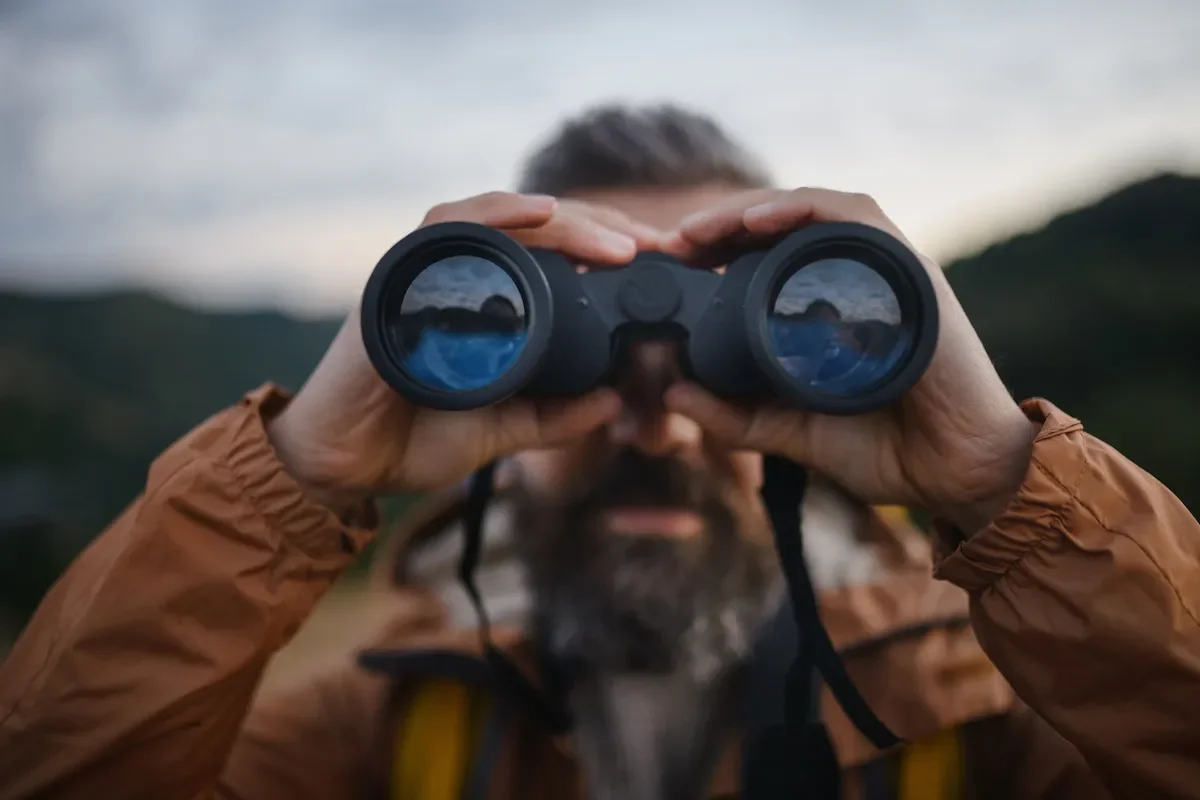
[601,506,706,538]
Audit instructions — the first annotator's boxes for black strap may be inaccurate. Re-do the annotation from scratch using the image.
[459,461,573,734]
[741,583,840,798]
[464,699,512,800]
[742,455,904,800]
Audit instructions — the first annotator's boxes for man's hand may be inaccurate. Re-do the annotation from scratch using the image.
[662,188,1039,534]
[268,191,667,506]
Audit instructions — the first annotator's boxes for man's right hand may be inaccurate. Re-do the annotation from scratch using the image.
[267,191,666,505]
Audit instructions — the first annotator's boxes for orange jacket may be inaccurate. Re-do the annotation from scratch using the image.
[1,385,1198,799]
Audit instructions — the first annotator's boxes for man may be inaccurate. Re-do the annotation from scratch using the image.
[2,105,1199,799]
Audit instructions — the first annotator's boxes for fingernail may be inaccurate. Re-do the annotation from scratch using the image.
[641,227,670,246]
[602,230,637,253]
[681,209,715,229]
[744,202,778,220]
[659,231,687,252]
[524,194,557,205]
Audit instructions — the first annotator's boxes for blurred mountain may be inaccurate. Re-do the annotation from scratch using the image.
[0,294,339,538]
[0,171,1198,630]
[945,172,1200,515]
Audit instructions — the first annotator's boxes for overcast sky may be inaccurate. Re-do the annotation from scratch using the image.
[1,0,1198,315]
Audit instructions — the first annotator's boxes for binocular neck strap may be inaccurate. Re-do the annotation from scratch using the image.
[742,456,903,799]
[459,461,573,735]
[760,454,902,750]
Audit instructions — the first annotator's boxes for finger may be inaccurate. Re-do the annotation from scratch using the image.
[665,382,806,458]
[489,388,622,457]
[664,382,751,442]
[742,188,900,239]
[423,191,558,228]
[563,201,669,253]
[512,210,638,265]
[741,200,818,236]
[658,229,695,259]
[535,387,624,445]
[664,231,776,269]
[674,188,782,248]
[676,204,754,248]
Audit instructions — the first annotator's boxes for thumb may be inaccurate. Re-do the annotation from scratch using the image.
[489,388,622,457]
[665,382,809,459]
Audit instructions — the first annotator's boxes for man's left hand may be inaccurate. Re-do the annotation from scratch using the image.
[662,187,1039,535]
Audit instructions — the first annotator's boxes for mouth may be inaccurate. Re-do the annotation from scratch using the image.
[600,505,706,539]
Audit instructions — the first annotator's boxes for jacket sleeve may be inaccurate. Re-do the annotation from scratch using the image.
[934,399,1200,800]
[0,385,377,800]
[216,660,391,800]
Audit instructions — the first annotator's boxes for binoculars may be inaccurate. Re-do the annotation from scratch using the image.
[360,221,938,415]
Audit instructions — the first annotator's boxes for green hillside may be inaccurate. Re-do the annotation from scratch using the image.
[945,173,1200,514]
[0,297,340,628]
[1,171,1198,632]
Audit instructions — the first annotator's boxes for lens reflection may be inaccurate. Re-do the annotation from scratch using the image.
[766,258,909,396]
[389,255,527,392]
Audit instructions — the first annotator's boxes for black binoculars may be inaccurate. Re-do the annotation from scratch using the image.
[360,221,938,415]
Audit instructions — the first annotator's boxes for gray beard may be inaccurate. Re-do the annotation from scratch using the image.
[512,476,782,674]
[525,533,781,684]
[512,483,782,800]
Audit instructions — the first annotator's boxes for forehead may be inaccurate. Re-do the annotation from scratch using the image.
[567,184,745,229]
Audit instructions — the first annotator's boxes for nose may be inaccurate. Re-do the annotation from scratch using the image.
[607,341,703,457]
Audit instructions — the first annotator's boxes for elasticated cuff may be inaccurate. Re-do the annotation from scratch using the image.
[932,399,1086,592]
[222,384,377,563]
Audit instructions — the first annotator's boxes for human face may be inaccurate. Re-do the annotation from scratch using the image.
[512,184,780,677]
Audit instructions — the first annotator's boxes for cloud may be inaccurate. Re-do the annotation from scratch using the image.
[1,0,1198,313]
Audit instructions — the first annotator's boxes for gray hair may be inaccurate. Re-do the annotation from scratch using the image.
[517,103,773,196]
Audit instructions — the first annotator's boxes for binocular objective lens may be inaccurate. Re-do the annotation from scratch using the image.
[387,255,529,392]
[767,258,910,397]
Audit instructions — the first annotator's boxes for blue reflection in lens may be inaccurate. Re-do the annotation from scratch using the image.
[391,256,527,392]
[767,258,908,396]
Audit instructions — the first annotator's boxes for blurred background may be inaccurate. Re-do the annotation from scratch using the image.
[2,0,1199,680]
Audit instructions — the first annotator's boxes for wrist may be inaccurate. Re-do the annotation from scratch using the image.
[935,412,1041,536]
[266,407,373,516]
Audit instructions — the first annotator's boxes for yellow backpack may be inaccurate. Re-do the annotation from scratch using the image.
[390,677,966,800]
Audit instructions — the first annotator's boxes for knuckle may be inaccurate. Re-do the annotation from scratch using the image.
[761,188,789,203]
[737,187,776,205]
[585,203,620,222]
[850,191,880,211]
[424,191,528,225]
[556,220,594,251]
[565,199,623,227]
[555,207,597,235]
[473,190,522,216]
[479,190,517,204]
[422,201,457,224]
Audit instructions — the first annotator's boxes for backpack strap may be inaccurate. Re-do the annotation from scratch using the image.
[392,678,511,800]
[743,456,904,800]
[392,679,480,800]
[858,727,966,800]
[897,728,965,800]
